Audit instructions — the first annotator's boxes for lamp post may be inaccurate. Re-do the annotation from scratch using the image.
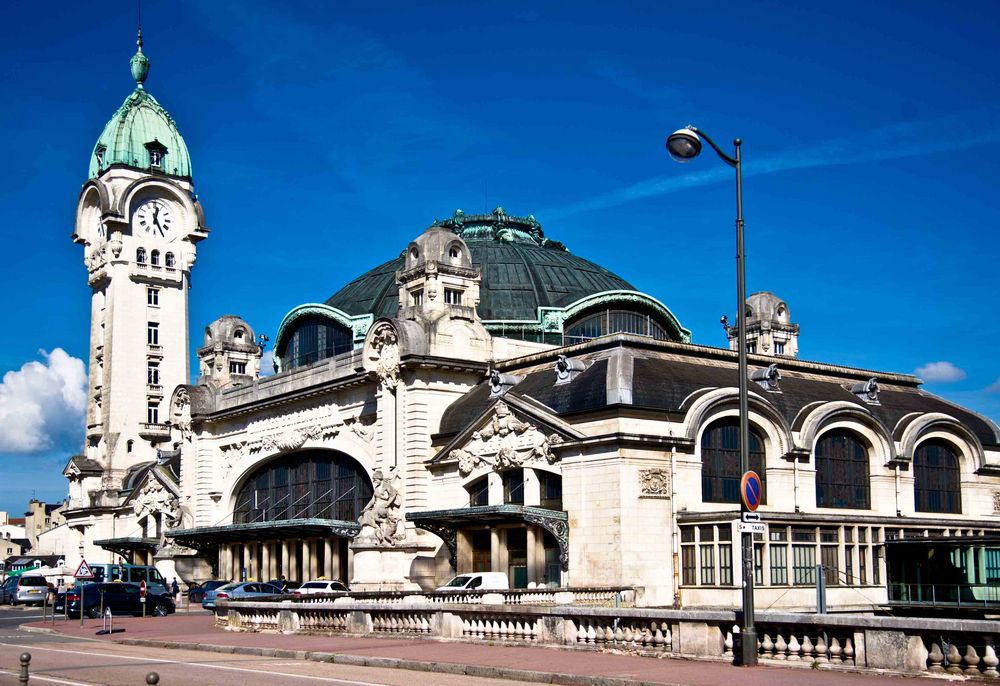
[666,125,756,666]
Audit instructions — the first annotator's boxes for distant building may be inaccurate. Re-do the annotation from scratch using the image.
[22,500,66,552]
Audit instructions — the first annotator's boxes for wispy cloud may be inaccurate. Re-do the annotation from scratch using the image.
[915,361,967,383]
[545,105,1000,219]
[987,378,1000,394]
[0,349,86,453]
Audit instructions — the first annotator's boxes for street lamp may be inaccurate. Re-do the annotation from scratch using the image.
[666,125,756,667]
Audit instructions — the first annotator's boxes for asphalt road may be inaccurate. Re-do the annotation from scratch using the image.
[0,608,538,686]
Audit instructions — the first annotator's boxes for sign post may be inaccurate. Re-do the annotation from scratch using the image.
[74,560,94,627]
[738,470,762,666]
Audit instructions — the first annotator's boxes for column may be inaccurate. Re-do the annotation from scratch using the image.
[324,539,334,579]
[289,541,299,581]
[526,526,539,587]
[229,544,238,581]
[331,539,342,581]
[301,539,312,581]
[281,540,290,580]
[490,528,502,573]
[309,539,320,579]
[243,544,251,581]
[262,541,271,581]
[220,544,230,580]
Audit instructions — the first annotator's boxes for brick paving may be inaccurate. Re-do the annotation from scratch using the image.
[25,613,935,685]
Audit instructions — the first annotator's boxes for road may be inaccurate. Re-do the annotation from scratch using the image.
[0,608,537,686]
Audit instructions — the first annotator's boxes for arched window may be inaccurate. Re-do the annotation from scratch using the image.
[564,308,671,344]
[914,440,962,514]
[165,252,175,268]
[233,450,372,524]
[815,431,870,509]
[136,247,146,264]
[150,250,160,266]
[278,315,354,369]
[701,419,766,504]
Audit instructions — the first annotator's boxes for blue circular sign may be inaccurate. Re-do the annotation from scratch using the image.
[740,470,762,511]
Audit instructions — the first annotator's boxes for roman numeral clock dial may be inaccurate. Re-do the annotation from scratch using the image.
[133,198,174,237]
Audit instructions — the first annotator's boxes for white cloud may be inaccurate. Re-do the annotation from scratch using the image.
[915,361,967,383]
[0,349,87,453]
[987,378,1000,394]
[259,350,275,377]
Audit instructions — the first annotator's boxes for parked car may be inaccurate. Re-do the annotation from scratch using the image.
[295,580,349,595]
[0,576,19,604]
[201,581,282,609]
[435,572,509,592]
[187,580,230,604]
[54,582,175,618]
[8,575,52,606]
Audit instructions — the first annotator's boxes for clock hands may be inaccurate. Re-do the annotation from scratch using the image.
[151,203,163,236]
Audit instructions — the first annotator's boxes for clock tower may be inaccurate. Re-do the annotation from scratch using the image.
[65,30,207,566]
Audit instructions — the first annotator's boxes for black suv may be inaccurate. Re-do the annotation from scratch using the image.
[55,582,175,618]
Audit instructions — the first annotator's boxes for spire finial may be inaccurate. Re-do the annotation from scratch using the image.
[130,26,150,88]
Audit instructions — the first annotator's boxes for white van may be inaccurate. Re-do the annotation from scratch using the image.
[435,572,509,592]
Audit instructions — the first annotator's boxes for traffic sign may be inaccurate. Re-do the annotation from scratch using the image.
[738,522,765,534]
[741,512,761,523]
[139,580,147,599]
[74,560,94,579]
[740,470,763,512]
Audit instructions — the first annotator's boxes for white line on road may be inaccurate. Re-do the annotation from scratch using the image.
[0,642,393,685]
[0,668,93,685]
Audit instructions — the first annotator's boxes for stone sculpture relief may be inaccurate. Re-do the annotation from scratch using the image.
[132,478,180,525]
[451,401,563,476]
[639,468,671,497]
[347,414,377,443]
[357,468,405,546]
[219,441,249,478]
[993,490,1000,514]
[367,324,400,389]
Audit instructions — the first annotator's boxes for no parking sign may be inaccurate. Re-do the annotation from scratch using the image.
[740,470,762,511]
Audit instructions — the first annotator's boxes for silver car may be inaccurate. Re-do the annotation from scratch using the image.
[201,581,282,609]
[9,575,50,606]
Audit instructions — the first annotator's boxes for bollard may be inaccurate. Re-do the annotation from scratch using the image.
[18,652,30,685]
[146,672,160,684]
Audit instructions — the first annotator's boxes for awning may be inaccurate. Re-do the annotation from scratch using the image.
[168,518,361,550]
[407,505,569,571]
[94,537,159,560]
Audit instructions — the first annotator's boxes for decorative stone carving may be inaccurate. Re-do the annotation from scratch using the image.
[347,414,376,443]
[639,468,671,498]
[132,478,180,526]
[367,324,400,389]
[109,230,123,258]
[993,490,1000,514]
[241,401,343,455]
[171,387,192,442]
[451,401,563,475]
[260,424,326,453]
[219,441,249,477]
[357,468,405,546]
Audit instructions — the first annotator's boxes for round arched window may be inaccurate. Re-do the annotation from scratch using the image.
[701,419,766,504]
[815,431,869,509]
[914,440,961,514]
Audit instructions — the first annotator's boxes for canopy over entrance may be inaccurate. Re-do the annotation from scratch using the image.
[169,518,360,552]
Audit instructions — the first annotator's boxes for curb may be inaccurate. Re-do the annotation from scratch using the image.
[115,638,685,686]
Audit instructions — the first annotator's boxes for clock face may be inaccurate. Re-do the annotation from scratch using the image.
[133,198,174,238]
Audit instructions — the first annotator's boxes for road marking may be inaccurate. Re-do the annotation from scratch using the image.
[0,668,92,685]
[0,642,391,685]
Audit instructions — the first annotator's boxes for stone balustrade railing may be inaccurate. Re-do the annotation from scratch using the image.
[278,587,636,607]
[215,599,1000,678]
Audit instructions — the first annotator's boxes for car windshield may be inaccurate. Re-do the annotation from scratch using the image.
[20,576,48,586]
[301,582,325,589]
[444,575,472,588]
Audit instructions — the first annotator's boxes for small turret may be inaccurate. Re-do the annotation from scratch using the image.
[198,315,263,388]
[726,292,800,357]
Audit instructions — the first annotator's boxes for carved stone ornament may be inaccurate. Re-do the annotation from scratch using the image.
[132,478,180,525]
[346,414,376,443]
[357,468,406,546]
[639,468,671,498]
[366,324,400,389]
[451,401,563,476]
[171,387,192,441]
[239,401,343,457]
[219,441,249,478]
[261,424,326,453]
[993,490,1000,514]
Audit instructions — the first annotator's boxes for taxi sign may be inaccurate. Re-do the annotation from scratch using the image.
[740,470,763,512]
[74,560,94,579]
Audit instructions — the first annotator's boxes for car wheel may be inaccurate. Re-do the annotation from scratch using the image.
[152,603,168,617]
[87,605,102,619]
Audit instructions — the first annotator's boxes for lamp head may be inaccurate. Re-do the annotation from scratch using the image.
[666,127,702,162]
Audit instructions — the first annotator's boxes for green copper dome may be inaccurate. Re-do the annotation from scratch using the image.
[88,31,191,179]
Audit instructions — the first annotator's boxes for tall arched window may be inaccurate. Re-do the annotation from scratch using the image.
[278,315,354,369]
[815,431,870,509]
[233,450,372,524]
[701,419,766,504]
[914,440,962,514]
[165,252,175,268]
[150,250,160,266]
[136,247,146,264]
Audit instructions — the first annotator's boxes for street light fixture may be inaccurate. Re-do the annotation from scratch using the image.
[666,125,756,667]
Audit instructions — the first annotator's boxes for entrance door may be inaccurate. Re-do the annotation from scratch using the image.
[471,531,491,572]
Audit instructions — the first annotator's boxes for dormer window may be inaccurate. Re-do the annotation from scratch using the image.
[95,145,106,168]
[411,289,424,306]
[165,252,175,268]
[449,246,461,259]
[150,250,160,266]
[136,247,146,264]
[144,140,168,170]
[234,329,245,341]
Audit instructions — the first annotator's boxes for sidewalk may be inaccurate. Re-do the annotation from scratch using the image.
[24,613,934,686]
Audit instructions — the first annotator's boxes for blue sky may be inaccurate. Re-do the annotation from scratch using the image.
[0,0,998,514]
